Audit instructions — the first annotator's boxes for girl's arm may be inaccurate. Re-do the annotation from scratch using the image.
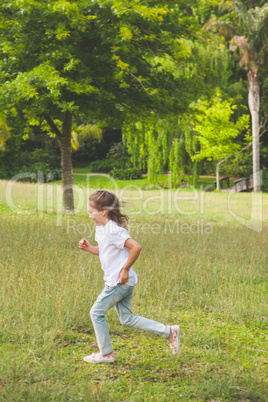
[117,238,142,284]
[79,238,99,256]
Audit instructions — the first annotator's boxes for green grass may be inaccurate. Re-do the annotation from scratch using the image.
[70,173,222,191]
[73,167,93,174]
[72,167,233,187]
[0,180,268,401]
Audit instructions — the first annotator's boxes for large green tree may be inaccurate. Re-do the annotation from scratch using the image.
[204,0,268,192]
[0,0,190,212]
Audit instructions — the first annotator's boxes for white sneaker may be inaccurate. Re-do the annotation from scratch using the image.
[169,325,180,356]
[83,352,115,363]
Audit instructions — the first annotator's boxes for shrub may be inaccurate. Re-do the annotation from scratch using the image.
[109,168,143,180]
[13,147,61,183]
[90,157,132,173]
[106,142,129,159]
[30,148,60,168]
[0,139,62,181]
[0,130,23,179]
[16,163,61,183]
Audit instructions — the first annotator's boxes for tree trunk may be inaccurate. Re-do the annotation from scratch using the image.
[193,162,198,188]
[248,69,261,192]
[59,111,74,213]
[216,162,220,191]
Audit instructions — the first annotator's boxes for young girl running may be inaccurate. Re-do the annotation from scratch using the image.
[79,190,179,363]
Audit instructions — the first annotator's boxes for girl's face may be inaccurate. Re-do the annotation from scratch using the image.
[88,203,109,226]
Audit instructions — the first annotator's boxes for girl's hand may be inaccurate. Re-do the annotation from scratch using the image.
[117,267,129,284]
[117,239,142,284]
[79,238,91,252]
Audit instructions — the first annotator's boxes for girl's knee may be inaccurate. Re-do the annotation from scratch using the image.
[90,306,99,320]
[120,314,134,327]
[90,305,106,321]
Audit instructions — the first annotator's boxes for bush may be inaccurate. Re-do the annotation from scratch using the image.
[90,157,132,173]
[0,136,62,181]
[16,163,61,183]
[109,168,143,180]
[0,130,23,179]
[106,142,129,159]
[29,148,60,168]
[72,129,122,164]
[12,147,61,183]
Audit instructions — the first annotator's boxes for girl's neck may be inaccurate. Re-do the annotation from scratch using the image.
[103,217,110,226]
[96,217,110,227]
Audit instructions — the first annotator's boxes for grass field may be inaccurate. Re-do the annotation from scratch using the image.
[70,172,223,191]
[0,179,268,401]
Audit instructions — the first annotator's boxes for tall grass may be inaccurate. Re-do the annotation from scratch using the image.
[1,179,268,223]
[0,180,268,400]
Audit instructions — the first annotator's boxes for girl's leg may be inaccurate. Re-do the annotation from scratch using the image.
[90,285,127,355]
[115,285,170,338]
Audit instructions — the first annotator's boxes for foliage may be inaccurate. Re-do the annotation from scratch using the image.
[168,138,186,187]
[204,0,268,191]
[90,157,132,173]
[225,1,268,70]
[220,151,252,177]
[0,0,197,211]
[0,129,22,179]
[15,163,62,183]
[106,142,129,159]
[0,129,62,181]
[71,124,102,152]
[0,0,194,130]
[29,148,60,167]
[72,129,122,166]
[261,169,268,192]
[109,167,142,180]
[0,116,10,150]
[123,115,173,183]
[14,147,61,182]
[122,35,248,187]
[191,92,250,162]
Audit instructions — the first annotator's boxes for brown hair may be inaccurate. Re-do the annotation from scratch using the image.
[88,190,129,228]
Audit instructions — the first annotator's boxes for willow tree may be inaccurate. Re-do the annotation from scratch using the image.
[123,115,176,185]
[204,0,268,192]
[0,0,188,212]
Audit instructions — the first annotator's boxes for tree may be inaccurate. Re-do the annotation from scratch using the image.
[190,92,250,190]
[0,0,189,212]
[204,0,268,191]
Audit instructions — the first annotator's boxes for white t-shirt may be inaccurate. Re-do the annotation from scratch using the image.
[95,220,138,287]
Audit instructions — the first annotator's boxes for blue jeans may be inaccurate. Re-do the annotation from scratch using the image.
[90,283,170,355]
